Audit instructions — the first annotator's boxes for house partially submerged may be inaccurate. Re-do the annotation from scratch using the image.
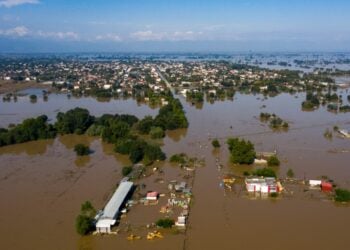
[338,129,350,138]
[146,191,159,201]
[309,180,333,192]
[245,177,282,194]
[95,181,133,233]
[175,215,186,227]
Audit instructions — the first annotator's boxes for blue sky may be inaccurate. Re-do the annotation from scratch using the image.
[1,0,350,52]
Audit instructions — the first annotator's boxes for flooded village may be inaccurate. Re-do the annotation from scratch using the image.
[0,53,350,250]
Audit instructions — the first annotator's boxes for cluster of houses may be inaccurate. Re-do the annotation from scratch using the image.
[158,61,305,97]
[245,177,283,194]
[244,177,333,196]
[1,57,343,103]
[0,60,168,98]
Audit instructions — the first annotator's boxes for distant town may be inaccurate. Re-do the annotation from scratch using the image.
[1,53,350,113]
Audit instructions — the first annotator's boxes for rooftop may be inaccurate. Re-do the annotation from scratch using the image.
[102,181,133,219]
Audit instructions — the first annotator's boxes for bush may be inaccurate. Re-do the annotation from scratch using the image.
[76,215,94,236]
[156,218,175,228]
[137,116,154,134]
[270,193,278,198]
[227,138,256,165]
[260,112,271,120]
[122,166,133,176]
[129,147,144,164]
[144,144,166,162]
[101,120,130,143]
[76,200,96,235]
[56,108,94,134]
[115,138,166,164]
[286,168,294,178]
[29,94,37,102]
[334,188,350,202]
[86,124,104,136]
[253,168,276,178]
[267,155,280,167]
[212,139,221,148]
[0,115,56,147]
[74,144,90,156]
[81,201,96,217]
[149,126,165,139]
[170,153,187,164]
[114,139,134,155]
[154,98,188,130]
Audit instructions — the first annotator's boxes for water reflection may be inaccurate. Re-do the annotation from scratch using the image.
[58,134,96,150]
[0,139,54,156]
[166,128,188,142]
[100,140,131,166]
[0,90,159,128]
[75,155,91,167]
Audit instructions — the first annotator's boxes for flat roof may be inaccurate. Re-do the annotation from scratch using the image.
[245,177,276,185]
[96,218,116,228]
[103,181,133,219]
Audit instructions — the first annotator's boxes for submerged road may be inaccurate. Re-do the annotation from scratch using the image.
[156,66,176,96]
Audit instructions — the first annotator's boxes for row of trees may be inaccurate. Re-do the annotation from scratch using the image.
[75,201,96,235]
[114,138,166,164]
[0,115,56,146]
[1,96,188,165]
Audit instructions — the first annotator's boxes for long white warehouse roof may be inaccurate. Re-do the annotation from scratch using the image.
[103,181,133,219]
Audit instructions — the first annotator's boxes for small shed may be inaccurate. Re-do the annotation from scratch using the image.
[309,180,322,187]
[146,191,159,201]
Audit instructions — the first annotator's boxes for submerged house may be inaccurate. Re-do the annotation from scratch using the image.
[245,177,281,194]
[175,216,186,227]
[338,129,350,138]
[146,191,159,201]
[95,181,133,233]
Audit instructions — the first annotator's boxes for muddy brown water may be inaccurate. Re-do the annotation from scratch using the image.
[0,91,349,250]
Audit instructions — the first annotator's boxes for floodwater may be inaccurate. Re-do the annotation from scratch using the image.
[0,90,350,250]
[0,88,158,127]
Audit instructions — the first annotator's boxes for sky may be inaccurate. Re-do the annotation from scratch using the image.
[0,0,350,52]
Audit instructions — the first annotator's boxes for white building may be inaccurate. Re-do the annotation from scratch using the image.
[175,216,186,227]
[245,177,278,194]
[95,181,133,234]
[103,84,112,90]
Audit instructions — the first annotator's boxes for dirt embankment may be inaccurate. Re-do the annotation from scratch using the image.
[0,80,51,94]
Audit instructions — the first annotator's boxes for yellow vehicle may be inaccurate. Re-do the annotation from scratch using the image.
[223,177,235,184]
[127,234,141,241]
[147,231,163,240]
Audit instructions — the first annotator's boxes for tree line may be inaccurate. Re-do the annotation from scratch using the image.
[0,96,188,165]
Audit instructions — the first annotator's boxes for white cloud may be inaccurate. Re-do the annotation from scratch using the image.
[37,30,79,40]
[130,30,202,41]
[130,30,164,41]
[95,33,122,42]
[0,0,39,8]
[0,26,81,40]
[0,26,29,36]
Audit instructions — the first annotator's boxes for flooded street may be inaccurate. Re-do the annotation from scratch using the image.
[0,91,349,249]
